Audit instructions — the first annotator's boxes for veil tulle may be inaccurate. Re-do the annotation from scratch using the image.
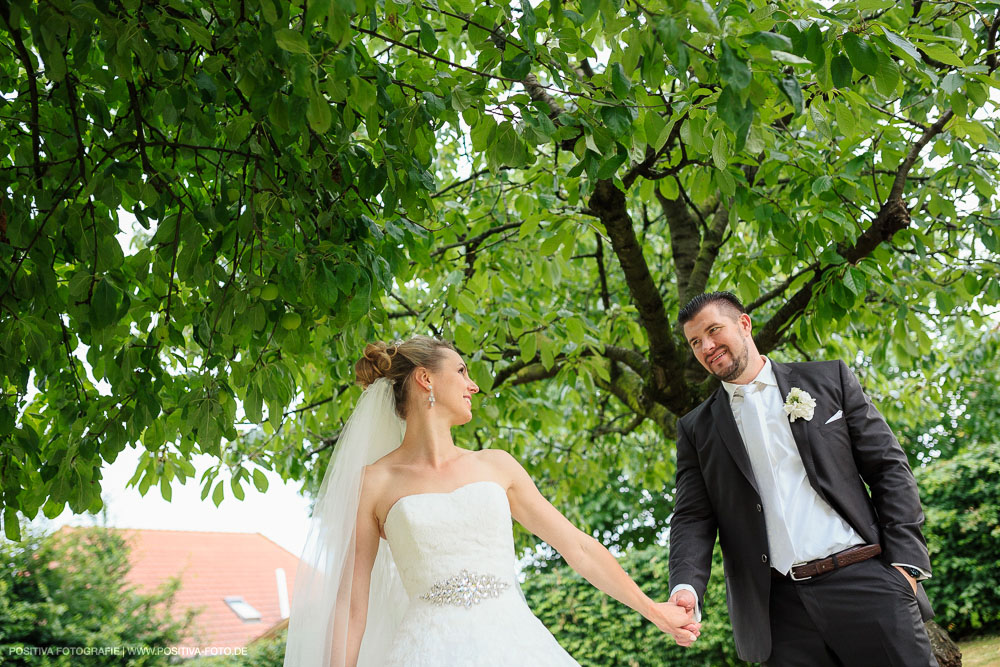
[284,379,408,666]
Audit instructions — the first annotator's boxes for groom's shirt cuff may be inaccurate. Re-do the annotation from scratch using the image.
[892,562,932,581]
[669,584,702,622]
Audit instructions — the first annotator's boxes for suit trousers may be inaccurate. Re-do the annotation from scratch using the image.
[764,558,937,667]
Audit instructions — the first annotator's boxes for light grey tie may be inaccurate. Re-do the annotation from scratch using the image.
[738,382,795,574]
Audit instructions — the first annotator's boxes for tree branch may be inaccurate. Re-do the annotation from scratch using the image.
[685,200,731,304]
[432,222,522,256]
[595,363,676,438]
[589,180,693,412]
[2,6,42,185]
[655,191,698,302]
[754,109,955,354]
[889,110,954,202]
[746,264,818,314]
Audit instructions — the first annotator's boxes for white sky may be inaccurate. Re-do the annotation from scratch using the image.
[36,448,313,556]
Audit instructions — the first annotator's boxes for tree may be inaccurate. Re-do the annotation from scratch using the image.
[0,526,192,665]
[3,0,999,657]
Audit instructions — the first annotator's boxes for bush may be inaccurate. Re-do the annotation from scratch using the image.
[918,443,1000,638]
[521,545,747,666]
[187,634,286,667]
[0,527,192,666]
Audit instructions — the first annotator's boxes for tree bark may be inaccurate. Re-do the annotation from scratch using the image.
[926,620,962,667]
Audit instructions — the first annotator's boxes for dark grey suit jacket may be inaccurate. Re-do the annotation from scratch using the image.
[668,360,932,663]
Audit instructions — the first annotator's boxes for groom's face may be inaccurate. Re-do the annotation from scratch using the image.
[683,303,753,382]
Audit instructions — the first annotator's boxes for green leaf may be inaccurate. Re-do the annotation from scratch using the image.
[274,29,310,54]
[307,95,332,133]
[611,63,632,99]
[842,33,878,76]
[778,76,804,116]
[842,269,861,295]
[231,475,245,501]
[712,131,729,169]
[352,78,377,112]
[717,85,753,134]
[882,30,922,64]
[519,332,537,363]
[44,47,67,82]
[719,42,752,90]
[90,278,120,329]
[834,102,856,137]
[180,20,213,50]
[804,23,825,66]
[419,21,438,53]
[520,0,537,26]
[493,121,521,165]
[831,54,853,88]
[500,53,532,79]
[212,481,225,507]
[811,174,833,195]
[874,50,900,97]
[3,507,20,541]
[601,105,633,137]
[919,43,966,68]
[746,31,794,52]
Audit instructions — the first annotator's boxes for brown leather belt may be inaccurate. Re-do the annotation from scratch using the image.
[773,544,882,582]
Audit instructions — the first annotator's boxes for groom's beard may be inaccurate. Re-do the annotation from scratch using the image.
[710,343,749,382]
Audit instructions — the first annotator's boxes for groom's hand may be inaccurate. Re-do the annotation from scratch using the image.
[893,565,919,596]
[669,589,697,615]
[647,601,700,647]
[666,590,700,647]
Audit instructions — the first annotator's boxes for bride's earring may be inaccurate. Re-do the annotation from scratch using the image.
[428,384,435,407]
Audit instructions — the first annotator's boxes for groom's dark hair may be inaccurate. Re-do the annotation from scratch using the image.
[677,291,746,326]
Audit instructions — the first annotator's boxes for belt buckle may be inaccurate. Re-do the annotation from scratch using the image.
[789,567,812,582]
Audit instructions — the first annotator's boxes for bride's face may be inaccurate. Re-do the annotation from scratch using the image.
[426,348,479,425]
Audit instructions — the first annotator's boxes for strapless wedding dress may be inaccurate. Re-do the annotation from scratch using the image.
[382,480,580,666]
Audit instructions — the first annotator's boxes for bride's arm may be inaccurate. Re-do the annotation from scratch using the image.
[494,451,700,645]
[344,481,382,667]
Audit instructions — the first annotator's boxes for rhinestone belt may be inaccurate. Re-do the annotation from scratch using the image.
[419,569,510,607]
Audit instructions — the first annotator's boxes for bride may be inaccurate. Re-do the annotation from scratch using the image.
[284,336,699,666]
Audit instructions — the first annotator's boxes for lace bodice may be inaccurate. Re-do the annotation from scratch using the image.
[384,481,518,599]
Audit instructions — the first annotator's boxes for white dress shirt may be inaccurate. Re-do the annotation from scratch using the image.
[722,359,863,573]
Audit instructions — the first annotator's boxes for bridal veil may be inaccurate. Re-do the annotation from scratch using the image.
[284,378,408,666]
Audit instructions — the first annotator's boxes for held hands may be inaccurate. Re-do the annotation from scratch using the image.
[661,589,701,647]
[647,593,701,647]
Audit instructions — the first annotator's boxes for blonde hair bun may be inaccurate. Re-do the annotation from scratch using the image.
[354,342,394,388]
[353,336,456,418]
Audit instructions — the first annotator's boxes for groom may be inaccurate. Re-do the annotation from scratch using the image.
[666,292,936,666]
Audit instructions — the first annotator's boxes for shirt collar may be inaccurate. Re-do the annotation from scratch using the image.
[722,356,775,401]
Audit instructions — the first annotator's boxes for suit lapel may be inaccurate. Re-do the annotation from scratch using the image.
[710,388,760,496]
[771,362,826,499]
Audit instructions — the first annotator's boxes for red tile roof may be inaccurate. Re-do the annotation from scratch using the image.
[117,529,300,649]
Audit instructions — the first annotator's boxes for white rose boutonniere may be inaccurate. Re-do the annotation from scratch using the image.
[783,388,816,422]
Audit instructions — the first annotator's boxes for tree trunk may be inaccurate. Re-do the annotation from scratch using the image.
[927,620,962,667]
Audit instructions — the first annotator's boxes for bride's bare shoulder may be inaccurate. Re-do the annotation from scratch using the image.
[361,459,396,500]
[474,448,524,476]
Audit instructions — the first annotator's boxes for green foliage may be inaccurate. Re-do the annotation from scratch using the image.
[2,0,999,569]
[0,527,192,665]
[522,546,746,666]
[895,330,1000,464]
[187,633,286,667]
[918,443,1000,638]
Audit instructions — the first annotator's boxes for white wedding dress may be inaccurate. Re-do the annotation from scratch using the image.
[381,480,580,666]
